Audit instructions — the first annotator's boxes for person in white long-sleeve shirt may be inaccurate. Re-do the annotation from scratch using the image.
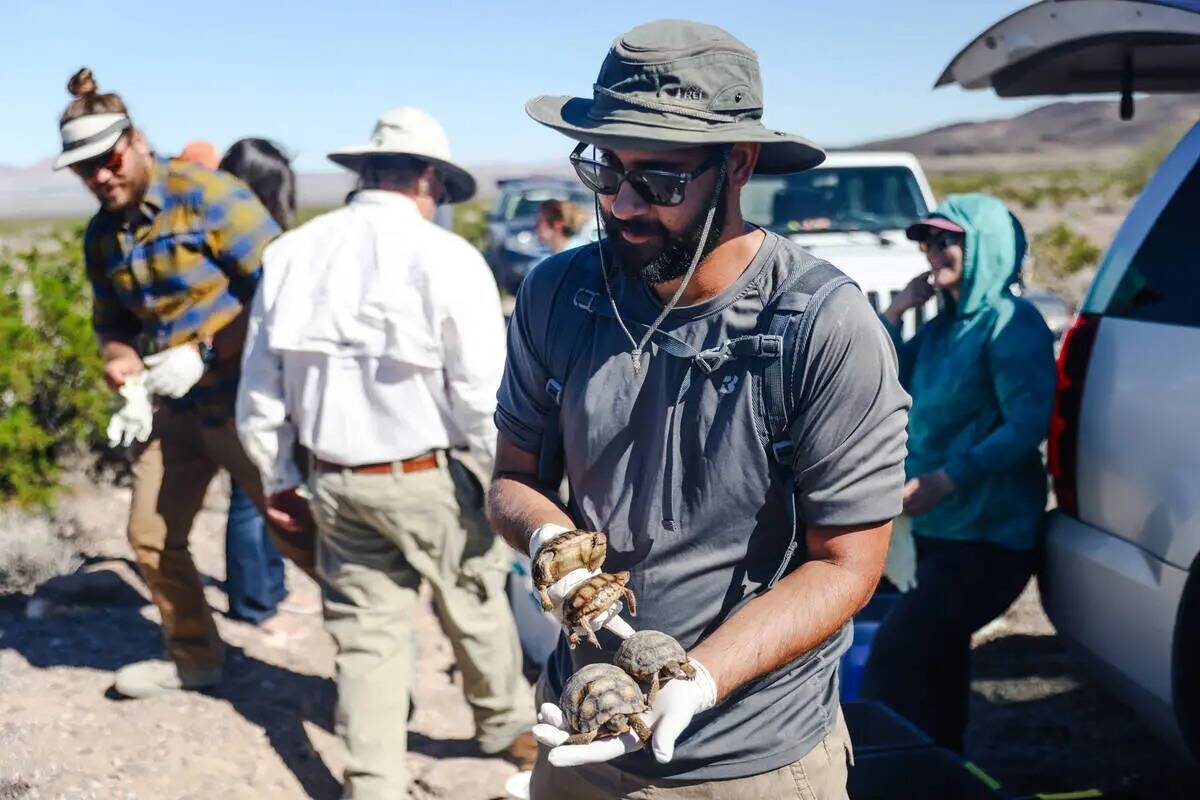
[236,107,535,800]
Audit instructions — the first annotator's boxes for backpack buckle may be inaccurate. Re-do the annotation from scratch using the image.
[573,289,598,312]
[545,378,564,406]
[771,438,794,464]
[694,345,732,374]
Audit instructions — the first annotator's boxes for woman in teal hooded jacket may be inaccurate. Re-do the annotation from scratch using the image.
[860,194,1056,751]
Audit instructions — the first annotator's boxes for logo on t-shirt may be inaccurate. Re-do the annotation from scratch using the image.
[719,375,739,395]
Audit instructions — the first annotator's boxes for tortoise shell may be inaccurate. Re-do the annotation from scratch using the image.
[532,530,607,590]
[559,663,648,735]
[564,571,633,624]
[613,630,690,681]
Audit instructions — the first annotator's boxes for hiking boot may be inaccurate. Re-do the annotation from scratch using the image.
[112,660,222,699]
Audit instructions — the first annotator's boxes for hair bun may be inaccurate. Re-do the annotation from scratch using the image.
[67,68,97,98]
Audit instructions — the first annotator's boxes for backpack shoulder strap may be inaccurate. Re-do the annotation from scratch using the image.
[758,252,858,588]
[536,245,603,483]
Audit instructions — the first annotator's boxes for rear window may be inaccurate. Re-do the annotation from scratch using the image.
[1104,161,1200,327]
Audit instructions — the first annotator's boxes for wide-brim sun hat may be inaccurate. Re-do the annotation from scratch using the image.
[328,107,476,204]
[54,112,131,170]
[526,19,825,175]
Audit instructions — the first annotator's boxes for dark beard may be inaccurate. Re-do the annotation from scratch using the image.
[602,181,727,286]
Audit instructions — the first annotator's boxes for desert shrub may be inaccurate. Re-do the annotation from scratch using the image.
[0,230,109,506]
[929,170,1098,210]
[0,509,81,594]
[1116,128,1188,198]
[452,198,491,252]
[1030,223,1102,283]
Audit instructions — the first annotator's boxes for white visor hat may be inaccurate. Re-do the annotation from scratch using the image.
[54,112,131,170]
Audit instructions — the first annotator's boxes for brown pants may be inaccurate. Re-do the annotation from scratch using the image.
[530,676,852,800]
[127,406,315,673]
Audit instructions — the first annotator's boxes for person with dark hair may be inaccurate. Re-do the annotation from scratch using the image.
[207,139,302,631]
[55,67,314,700]
[237,107,535,798]
[860,194,1056,752]
[534,198,588,254]
[489,21,909,799]
[220,139,296,230]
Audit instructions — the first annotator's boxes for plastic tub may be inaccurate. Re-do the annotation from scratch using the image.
[839,593,900,702]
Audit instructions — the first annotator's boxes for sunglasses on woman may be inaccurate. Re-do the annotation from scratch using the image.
[918,230,964,253]
[570,143,724,207]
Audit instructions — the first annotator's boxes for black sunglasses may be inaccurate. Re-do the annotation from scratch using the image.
[918,230,964,253]
[569,143,724,207]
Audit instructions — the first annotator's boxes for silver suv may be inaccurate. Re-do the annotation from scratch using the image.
[941,0,1200,757]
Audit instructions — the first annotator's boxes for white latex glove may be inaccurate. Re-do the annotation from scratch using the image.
[532,657,718,765]
[106,373,153,448]
[884,514,918,593]
[143,344,206,399]
[530,524,636,646]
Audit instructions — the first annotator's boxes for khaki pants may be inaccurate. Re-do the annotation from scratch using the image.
[530,691,853,800]
[312,452,534,800]
[128,406,315,674]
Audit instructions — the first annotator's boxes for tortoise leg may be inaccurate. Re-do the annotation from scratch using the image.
[623,586,637,617]
[538,587,553,611]
[583,618,601,648]
[627,714,653,745]
[680,661,697,680]
[565,729,597,745]
[648,673,661,706]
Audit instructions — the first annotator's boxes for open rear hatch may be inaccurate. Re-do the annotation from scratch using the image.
[936,0,1200,117]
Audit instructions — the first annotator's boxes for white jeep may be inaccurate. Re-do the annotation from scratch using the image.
[740,151,938,337]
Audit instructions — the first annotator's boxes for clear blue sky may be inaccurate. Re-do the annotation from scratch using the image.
[3,0,1055,172]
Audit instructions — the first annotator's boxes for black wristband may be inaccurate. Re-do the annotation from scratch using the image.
[197,342,218,368]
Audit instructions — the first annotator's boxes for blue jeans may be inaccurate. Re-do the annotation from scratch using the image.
[225,481,286,623]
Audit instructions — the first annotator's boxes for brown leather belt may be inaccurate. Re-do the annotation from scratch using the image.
[313,452,439,475]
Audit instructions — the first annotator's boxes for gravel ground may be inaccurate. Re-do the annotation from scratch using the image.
[1,474,1198,799]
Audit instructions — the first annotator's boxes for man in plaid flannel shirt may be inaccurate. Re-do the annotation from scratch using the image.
[55,68,314,699]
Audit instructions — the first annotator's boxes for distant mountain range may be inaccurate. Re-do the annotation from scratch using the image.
[3,96,1196,218]
[857,95,1199,158]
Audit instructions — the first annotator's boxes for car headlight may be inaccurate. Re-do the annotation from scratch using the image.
[504,230,544,255]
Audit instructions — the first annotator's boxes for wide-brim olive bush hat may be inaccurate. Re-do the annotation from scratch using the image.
[328,107,477,204]
[527,19,825,174]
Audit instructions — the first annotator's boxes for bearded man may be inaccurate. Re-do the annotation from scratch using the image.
[486,19,912,800]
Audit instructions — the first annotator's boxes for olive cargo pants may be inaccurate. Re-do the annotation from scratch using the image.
[312,452,534,800]
[127,406,315,674]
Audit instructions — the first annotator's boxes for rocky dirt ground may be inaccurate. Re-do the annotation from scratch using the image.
[1,473,1199,799]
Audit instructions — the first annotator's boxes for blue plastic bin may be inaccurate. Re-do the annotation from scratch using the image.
[839,593,899,702]
[842,700,933,755]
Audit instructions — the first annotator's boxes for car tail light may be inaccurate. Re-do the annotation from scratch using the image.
[1048,313,1100,517]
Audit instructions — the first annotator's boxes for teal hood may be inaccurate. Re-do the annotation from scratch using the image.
[928,194,1027,316]
[890,193,1054,552]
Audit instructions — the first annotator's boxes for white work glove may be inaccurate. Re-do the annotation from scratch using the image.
[143,344,206,399]
[106,373,153,448]
[530,523,636,645]
[532,657,718,765]
[884,514,918,593]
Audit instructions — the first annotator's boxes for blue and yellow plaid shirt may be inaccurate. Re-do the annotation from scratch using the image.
[84,158,280,424]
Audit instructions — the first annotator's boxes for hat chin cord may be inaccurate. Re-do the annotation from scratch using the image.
[595,152,729,374]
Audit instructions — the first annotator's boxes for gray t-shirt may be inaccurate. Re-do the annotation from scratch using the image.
[497,232,909,780]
